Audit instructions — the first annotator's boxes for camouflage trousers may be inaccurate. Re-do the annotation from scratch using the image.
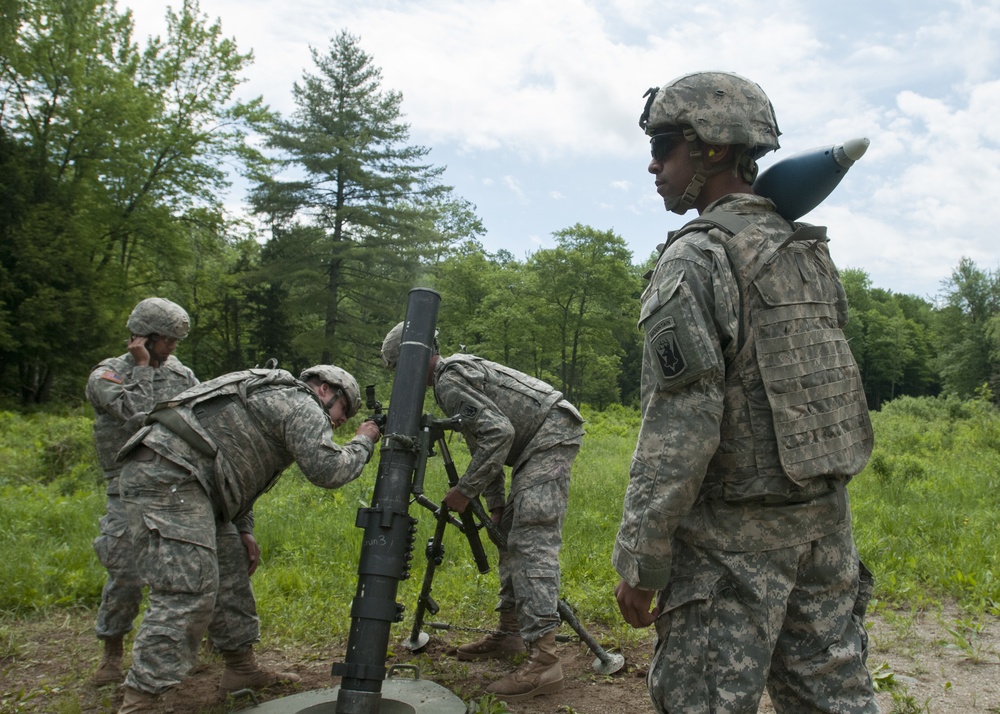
[119,451,260,694]
[93,488,144,639]
[495,441,576,643]
[647,523,878,713]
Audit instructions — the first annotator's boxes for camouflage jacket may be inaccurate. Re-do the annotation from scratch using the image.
[433,355,583,508]
[133,369,375,523]
[614,194,871,591]
[86,353,197,487]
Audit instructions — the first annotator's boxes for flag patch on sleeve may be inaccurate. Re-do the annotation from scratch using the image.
[101,370,125,384]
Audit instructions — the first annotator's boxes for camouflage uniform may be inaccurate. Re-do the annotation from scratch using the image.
[433,355,584,642]
[614,194,877,713]
[118,369,375,695]
[87,352,198,640]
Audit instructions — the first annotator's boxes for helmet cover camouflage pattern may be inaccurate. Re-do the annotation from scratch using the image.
[641,71,780,159]
[380,321,439,371]
[126,297,190,339]
[299,365,362,418]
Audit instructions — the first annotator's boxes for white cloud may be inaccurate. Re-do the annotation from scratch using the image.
[124,0,1000,298]
[502,175,528,203]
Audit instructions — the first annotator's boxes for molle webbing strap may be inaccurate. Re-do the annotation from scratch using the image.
[670,211,752,351]
[672,213,828,355]
[146,408,215,457]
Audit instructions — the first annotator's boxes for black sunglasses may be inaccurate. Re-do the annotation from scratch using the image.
[649,131,686,161]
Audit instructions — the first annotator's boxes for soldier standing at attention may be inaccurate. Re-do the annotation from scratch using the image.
[612,71,879,713]
[381,324,584,703]
[115,365,381,713]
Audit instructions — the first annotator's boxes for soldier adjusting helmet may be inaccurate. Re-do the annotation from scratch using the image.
[127,298,190,340]
[299,365,362,418]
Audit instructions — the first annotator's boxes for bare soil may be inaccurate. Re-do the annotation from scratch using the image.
[1,604,998,713]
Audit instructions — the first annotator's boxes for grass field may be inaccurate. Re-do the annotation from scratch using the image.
[1,394,998,708]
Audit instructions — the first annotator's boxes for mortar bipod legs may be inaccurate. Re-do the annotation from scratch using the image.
[557,599,626,675]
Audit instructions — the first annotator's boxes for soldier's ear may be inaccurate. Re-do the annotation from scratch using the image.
[705,144,728,163]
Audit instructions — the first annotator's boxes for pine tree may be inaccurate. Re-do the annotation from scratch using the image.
[250,31,481,375]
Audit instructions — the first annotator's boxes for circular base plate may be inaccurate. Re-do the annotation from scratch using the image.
[593,652,626,675]
[235,678,466,714]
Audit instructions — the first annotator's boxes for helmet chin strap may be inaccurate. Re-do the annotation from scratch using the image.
[668,128,735,214]
[321,388,344,413]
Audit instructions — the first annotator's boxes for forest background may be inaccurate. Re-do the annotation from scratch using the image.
[3,3,1000,712]
[3,0,1000,412]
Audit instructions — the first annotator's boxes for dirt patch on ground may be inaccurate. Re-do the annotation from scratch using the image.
[1,605,998,713]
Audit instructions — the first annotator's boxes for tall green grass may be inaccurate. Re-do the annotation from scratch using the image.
[850,394,1000,613]
[1,394,998,645]
[0,410,106,614]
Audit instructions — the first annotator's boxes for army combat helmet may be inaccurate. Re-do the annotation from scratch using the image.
[380,321,439,371]
[127,298,190,339]
[299,365,362,418]
[639,71,781,213]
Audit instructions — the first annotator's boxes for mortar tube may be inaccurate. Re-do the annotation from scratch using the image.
[332,288,441,714]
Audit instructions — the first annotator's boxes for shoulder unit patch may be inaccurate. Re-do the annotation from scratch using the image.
[651,329,686,379]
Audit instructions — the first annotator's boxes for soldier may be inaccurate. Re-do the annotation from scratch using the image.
[87,298,198,684]
[114,365,382,713]
[88,299,292,695]
[381,324,584,702]
[612,71,878,713]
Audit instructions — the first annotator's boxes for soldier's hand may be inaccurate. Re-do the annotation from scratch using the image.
[356,420,381,443]
[614,578,659,628]
[127,335,150,366]
[443,486,470,514]
[490,506,503,527]
[241,532,261,576]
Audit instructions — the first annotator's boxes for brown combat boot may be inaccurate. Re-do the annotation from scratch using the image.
[485,631,563,702]
[456,611,526,661]
[117,686,159,713]
[93,635,125,686]
[218,646,301,697]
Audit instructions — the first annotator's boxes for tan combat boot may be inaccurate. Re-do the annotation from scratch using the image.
[218,646,301,697]
[117,686,159,713]
[456,611,526,661]
[485,631,563,702]
[93,635,125,686]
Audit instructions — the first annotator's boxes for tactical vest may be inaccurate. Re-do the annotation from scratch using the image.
[436,355,563,465]
[671,209,873,503]
[144,368,317,521]
[89,355,195,477]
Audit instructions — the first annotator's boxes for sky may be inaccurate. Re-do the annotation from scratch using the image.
[129,0,1000,301]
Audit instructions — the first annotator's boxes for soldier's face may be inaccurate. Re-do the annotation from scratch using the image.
[648,131,695,214]
[326,394,349,429]
[148,335,178,364]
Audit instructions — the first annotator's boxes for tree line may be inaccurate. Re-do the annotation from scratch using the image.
[2,0,999,411]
